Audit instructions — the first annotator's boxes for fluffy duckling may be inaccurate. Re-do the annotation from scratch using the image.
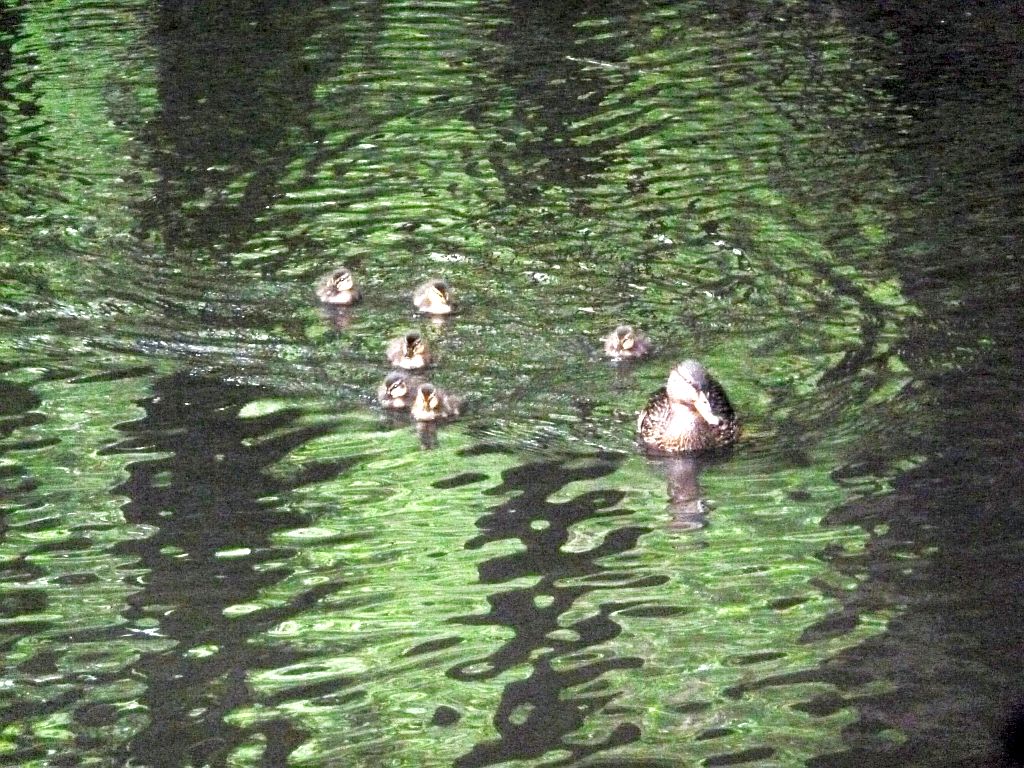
[386,331,432,370]
[412,278,454,315]
[315,266,361,305]
[410,383,462,422]
[604,324,652,360]
[377,371,422,410]
[637,360,739,453]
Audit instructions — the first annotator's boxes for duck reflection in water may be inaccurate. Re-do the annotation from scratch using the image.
[649,455,714,531]
[416,421,438,449]
[320,304,355,330]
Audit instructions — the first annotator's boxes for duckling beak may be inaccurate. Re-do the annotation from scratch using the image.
[693,392,721,426]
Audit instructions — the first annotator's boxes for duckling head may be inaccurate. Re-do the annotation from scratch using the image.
[383,371,410,401]
[413,383,441,415]
[404,331,427,358]
[612,325,639,352]
[329,267,355,293]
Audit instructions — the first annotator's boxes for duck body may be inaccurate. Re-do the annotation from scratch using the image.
[604,325,652,360]
[315,267,361,305]
[412,279,454,315]
[637,360,738,454]
[377,371,422,410]
[410,383,461,422]
[386,332,432,370]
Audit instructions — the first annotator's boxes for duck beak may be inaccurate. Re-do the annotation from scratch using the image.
[693,392,720,426]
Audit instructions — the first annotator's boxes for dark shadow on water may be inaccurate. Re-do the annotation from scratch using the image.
[749,4,1024,764]
[320,304,356,331]
[477,0,643,201]
[104,373,357,767]
[448,450,658,767]
[141,0,333,254]
[0,379,49,661]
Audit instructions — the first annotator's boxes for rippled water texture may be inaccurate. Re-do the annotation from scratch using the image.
[2,1,1023,766]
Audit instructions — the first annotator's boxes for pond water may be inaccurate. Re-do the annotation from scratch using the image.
[2,1,1023,766]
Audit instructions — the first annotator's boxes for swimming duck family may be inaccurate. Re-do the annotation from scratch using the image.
[316,267,741,454]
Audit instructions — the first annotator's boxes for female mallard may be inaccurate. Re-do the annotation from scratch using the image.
[413,278,454,315]
[386,331,432,370]
[315,266,361,305]
[377,371,422,410]
[637,360,739,453]
[604,324,652,360]
[410,383,462,422]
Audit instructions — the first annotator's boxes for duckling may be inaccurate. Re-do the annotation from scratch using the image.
[386,331,432,370]
[377,371,422,410]
[410,383,462,422]
[412,278,454,315]
[315,266,361,305]
[637,360,739,454]
[604,324,652,360]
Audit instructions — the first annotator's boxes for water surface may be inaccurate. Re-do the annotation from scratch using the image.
[2,1,1022,766]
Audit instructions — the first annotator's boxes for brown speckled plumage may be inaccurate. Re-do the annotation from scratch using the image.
[637,361,739,454]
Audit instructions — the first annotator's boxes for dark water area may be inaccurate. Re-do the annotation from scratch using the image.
[2,1,1023,766]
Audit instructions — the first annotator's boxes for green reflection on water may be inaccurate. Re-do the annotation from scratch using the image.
[0,0,934,765]
[0,372,166,766]
[203,409,896,766]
